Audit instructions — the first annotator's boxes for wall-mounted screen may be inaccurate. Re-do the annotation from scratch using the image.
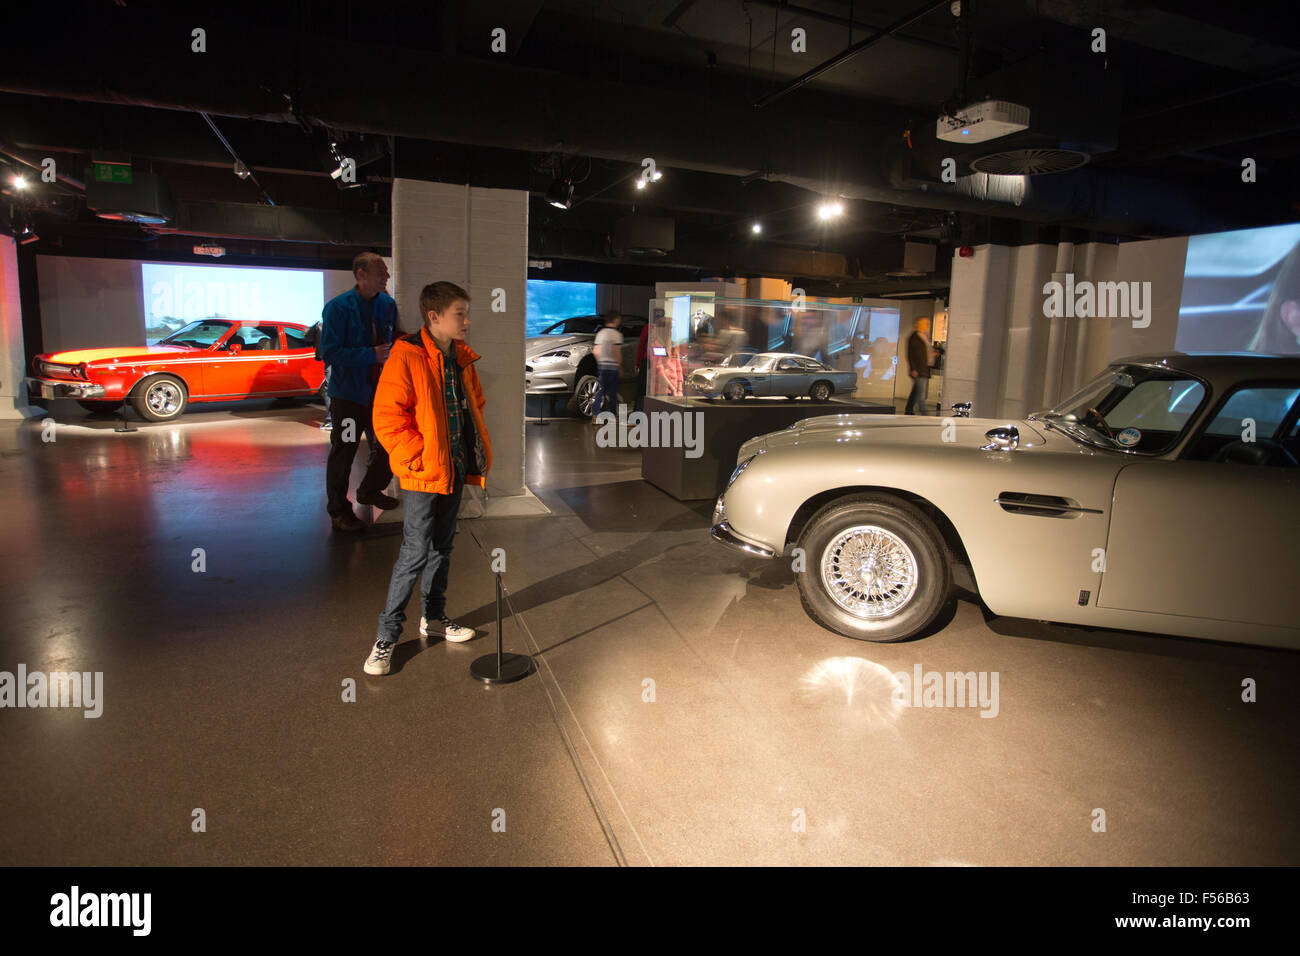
[526,279,597,338]
[141,263,325,345]
[1176,223,1300,355]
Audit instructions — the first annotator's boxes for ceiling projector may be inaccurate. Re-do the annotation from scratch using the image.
[937,100,1030,144]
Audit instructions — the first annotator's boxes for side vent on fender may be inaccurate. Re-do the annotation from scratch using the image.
[994,492,1103,518]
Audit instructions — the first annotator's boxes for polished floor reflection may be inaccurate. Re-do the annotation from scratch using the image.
[1,400,1297,865]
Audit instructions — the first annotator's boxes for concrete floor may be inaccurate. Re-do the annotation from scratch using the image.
[1,399,1296,866]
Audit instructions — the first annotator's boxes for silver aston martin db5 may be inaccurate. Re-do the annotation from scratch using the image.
[710,353,1300,649]
[688,352,859,402]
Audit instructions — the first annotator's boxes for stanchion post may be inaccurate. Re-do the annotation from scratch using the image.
[114,404,137,433]
[470,569,533,684]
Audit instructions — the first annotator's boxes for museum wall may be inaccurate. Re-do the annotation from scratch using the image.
[34,255,358,354]
[946,236,1190,419]
[596,284,655,318]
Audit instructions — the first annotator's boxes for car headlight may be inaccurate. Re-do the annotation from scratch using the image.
[531,350,572,367]
[725,454,757,490]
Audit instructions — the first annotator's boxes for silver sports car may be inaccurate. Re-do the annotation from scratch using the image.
[688,352,859,402]
[710,353,1300,649]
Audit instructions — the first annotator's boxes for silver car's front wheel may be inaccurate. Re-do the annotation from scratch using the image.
[569,374,600,418]
[820,525,918,618]
[797,493,952,642]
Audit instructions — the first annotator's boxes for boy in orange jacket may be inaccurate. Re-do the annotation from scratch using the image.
[364,281,493,676]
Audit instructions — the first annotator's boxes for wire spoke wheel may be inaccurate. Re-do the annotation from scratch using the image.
[820,524,919,619]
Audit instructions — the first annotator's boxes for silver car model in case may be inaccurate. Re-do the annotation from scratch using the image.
[710,353,1300,649]
[688,352,860,402]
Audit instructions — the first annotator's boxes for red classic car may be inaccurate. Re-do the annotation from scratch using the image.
[26,319,326,422]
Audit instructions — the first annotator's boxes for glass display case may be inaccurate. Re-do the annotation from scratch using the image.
[646,293,902,407]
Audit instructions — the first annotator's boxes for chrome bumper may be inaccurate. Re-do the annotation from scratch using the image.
[26,377,107,400]
[709,521,776,559]
[524,368,576,395]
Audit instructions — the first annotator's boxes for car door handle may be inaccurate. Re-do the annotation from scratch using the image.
[277,358,288,364]
[994,493,1104,517]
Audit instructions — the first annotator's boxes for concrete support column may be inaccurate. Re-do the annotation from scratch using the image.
[0,237,32,419]
[391,178,528,497]
[1041,241,1075,408]
[945,244,1011,418]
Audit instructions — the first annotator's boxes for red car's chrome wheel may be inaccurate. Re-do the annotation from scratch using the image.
[131,375,188,422]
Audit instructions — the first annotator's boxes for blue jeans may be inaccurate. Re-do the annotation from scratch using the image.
[592,366,620,415]
[905,376,929,415]
[376,476,465,642]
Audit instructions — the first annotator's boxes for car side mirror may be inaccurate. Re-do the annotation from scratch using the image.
[951,401,972,418]
[981,425,1019,451]
[228,342,242,354]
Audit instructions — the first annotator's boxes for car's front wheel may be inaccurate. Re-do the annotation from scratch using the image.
[723,381,746,401]
[796,493,951,642]
[131,374,188,422]
[568,373,600,418]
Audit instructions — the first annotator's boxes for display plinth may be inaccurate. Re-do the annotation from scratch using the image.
[640,395,893,501]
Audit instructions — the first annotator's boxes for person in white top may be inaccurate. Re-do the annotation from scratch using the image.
[591,312,624,421]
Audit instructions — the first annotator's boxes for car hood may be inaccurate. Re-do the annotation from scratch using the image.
[745,413,1058,455]
[41,345,195,365]
[526,334,593,358]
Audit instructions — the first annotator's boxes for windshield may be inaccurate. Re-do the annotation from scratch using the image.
[720,353,757,367]
[543,317,601,335]
[1032,364,1208,454]
[160,320,233,348]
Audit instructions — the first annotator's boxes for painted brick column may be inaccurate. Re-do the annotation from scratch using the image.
[391,179,527,497]
[0,237,31,419]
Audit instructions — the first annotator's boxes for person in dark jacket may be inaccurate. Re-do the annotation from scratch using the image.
[904,316,933,415]
[307,321,332,429]
[322,252,399,532]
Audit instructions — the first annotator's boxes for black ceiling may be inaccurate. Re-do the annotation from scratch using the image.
[2,0,1298,296]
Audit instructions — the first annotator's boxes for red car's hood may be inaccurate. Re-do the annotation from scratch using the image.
[42,345,195,365]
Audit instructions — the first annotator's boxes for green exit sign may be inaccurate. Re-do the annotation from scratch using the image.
[852,296,864,303]
[93,163,132,184]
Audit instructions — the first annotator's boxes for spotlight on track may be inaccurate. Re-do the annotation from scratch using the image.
[751,221,763,234]
[11,174,27,190]
[547,178,574,209]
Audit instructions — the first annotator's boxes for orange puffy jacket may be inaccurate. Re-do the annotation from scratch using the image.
[372,328,492,494]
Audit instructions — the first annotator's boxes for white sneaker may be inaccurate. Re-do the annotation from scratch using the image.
[364,640,396,675]
[420,615,475,643]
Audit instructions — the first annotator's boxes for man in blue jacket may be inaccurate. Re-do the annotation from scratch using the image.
[322,252,400,531]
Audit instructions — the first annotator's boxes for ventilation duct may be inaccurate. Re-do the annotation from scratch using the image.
[613,216,674,257]
[84,169,177,224]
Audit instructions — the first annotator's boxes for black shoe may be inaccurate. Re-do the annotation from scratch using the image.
[357,490,400,511]
[331,511,364,532]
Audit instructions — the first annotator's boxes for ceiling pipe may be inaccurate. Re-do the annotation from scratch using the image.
[753,0,951,108]
[0,143,85,191]
[0,24,1241,237]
